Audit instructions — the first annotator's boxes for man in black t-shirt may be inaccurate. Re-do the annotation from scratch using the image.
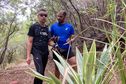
[26,9,49,84]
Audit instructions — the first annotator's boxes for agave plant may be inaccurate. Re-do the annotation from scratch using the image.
[26,40,126,84]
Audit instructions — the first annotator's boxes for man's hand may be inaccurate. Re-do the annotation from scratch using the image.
[51,44,58,51]
[51,36,59,43]
[26,56,31,65]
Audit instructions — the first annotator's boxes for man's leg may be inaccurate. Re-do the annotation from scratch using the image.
[33,58,43,84]
[42,53,48,75]
[67,49,76,69]
[68,56,76,68]
[32,49,43,84]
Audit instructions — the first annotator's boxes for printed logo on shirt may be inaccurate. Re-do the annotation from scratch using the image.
[40,32,48,36]
[65,28,68,30]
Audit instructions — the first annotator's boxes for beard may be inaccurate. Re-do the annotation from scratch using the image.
[58,19,64,26]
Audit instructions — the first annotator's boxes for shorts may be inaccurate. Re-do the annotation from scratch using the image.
[53,47,75,62]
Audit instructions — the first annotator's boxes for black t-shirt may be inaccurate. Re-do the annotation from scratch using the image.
[28,22,50,53]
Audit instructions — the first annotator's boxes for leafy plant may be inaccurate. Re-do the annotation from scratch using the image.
[26,40,126,84]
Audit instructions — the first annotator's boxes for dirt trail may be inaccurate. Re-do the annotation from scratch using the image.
[0,57,55,84]
[0,55,122,84]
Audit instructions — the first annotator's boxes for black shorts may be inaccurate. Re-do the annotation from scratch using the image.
[53,47,75,62]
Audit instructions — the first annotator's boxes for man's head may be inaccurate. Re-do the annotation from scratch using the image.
[37,9,47,24]
[57,10,67,24]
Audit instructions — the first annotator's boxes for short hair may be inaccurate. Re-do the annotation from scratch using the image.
[62,10,67,16]
[59,10,67,16]
[37,8,46,13]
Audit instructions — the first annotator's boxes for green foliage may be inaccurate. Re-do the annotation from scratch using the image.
[27,40,125,84]
[26,68,56,84]
[116,44,126,83]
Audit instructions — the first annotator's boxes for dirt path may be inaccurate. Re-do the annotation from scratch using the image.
[0,57,55,84]
[0,54,122,84]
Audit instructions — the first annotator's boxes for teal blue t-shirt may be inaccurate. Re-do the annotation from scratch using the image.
[50,22,74,49]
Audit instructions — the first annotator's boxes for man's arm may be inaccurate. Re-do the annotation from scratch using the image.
[26,36,33,65]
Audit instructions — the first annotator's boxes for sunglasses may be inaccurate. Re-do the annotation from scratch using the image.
[39,14,47,17]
